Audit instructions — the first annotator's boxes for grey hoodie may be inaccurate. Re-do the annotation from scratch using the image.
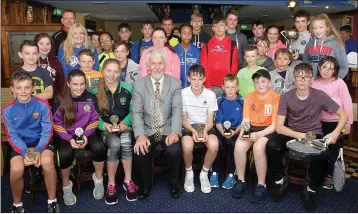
[227,30,248,70]
[124,59,140,85]
[270,66,295,95]
[303,35,349,79]
[291,31,310,58]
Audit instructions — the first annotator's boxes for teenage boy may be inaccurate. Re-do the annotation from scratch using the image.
[173,24,201,88]
[232,69,279,204]
[238,46,264,98]
[266,63,348,212]
[162,16,180,47]
[210,74,244,189]
[291,9,311,60]
[248,20,265,46]
[182,65,219,194]
[17,40,53,101]
[201,16,238,98]
[130,21,154,64]
[226,10,248,70]
[2,71,59,213]
[118,23,134,47]
[340,25,358,54]
[190,12,211,49]
[270,48,295,95]
[78,49,102,92]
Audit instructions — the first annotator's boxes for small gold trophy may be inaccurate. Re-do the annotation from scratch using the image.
[26,147,38,163]
[195,124,205,141]
[75,128,84,144]
[110,115,120,132]
[223,121,232,136]
[242,122,251,139]
[306,131,316,144]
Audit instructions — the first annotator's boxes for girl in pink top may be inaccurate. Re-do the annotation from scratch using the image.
[266,25,287,60]
[311,56,353,189]
[139,28,180,79]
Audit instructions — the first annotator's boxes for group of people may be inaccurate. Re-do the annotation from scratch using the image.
[2,7,355,213]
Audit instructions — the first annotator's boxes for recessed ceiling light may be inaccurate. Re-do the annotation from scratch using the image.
[325,6,329,9]
[92,2,107,4]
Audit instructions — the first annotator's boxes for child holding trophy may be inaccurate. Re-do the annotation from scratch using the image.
[210,74,244,189]
[53,69,105,206]
[232,69,279,204]
[92,59,138,205]
[182,65,219,194]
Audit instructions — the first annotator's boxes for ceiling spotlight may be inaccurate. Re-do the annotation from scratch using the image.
[289,0,296,8]
[325,6,329,9]
[287,0,297,12]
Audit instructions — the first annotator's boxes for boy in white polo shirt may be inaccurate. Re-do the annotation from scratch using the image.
[181,64,219,194]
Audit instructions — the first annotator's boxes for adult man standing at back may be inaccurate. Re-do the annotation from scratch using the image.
[226,10,248,70]
[132,49,183,200]
[52,10,76,57]
[248,20,266,46]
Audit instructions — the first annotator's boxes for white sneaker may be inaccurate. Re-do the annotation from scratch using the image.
[62,180,77,206]
[184,170,195,192]
[92,173,104,200]
[199,171,211,193]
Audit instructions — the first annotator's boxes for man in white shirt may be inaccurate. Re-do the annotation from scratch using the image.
[181,64,219,194]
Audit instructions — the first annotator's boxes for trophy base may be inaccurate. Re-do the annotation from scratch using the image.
[224,132,232,136]
[198,137,205,141]
[242,134,250,139]
[111,128,120,133]
[76,140,84,144]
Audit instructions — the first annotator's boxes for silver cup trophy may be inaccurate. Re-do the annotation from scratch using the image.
[242,122,251,139]
[223,121,232,136]
[110,115,120,132]
[75,127,84,144]
[280,29,299,53]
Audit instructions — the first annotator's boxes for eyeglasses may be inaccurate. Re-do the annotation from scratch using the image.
[100,38,112,44]
[294,75,313,81]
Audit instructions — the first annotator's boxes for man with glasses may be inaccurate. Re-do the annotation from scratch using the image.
[52,10,76,57]
[266,63,348,212]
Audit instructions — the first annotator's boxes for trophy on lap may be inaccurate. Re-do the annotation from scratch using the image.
[74,128,84,145]
[110,115,120,133]
[223,121,232,136]
[25,147,38,163]
[242,122,251,139]
[280,29,299,54]
[195,123,206,141]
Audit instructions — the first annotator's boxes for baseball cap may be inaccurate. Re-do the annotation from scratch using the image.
[252,69,271,81]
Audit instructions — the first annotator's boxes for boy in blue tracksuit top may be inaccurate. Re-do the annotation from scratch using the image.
[130,21,154,64]
[2,71,59,213]
[173,24,201,88]
[210,74,244,190]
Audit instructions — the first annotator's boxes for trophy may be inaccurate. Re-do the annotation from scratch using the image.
[110,115,120,132]
[74,128,84,144]
[195,123,206,141]
[242,122,251,139]
[280,29,299,53]
[26,147,38,163]
[223,121,232,136]
[305,131,317,144]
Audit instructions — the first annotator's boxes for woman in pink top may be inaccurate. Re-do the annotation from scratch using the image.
[266,25,287,60]
[139,28,180,79]
[312,56,353,190]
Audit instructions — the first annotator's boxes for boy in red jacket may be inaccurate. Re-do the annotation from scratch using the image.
[201,16,238,98]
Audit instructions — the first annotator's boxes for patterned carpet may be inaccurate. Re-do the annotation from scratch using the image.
[345,159,358,179]
[1,170,358,213]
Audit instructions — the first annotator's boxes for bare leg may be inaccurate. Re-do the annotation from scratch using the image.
[253,137,268,185]
[234,138,253,181]
[41,150,57,200]
[10,156,25,204]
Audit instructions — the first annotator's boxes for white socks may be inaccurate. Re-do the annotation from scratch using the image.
[13,202,23,207]
[48,198,57,204]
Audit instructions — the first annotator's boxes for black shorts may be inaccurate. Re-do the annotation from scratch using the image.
[10,141,55,160]
[183,124,216,137]
[250,125,276,140]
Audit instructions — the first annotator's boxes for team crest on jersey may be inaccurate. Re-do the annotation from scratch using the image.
[32,112,39,119]
[120,97,127,105]
[83,104,91,112]
[301,40,307,46]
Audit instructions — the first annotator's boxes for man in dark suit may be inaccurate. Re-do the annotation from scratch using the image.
[132,49,183,199]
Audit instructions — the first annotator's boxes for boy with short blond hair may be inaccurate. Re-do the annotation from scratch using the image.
[190,12,211,49]
[210,74,244,189]
[237,46,264,98]
[182,65,219,194]
[270,48,295,94]
[201,16,238,98]
[3,71,59,213]
[78,49,102,92]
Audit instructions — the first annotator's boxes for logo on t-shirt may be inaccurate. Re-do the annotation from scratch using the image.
[264,104,273,116]
[301,40,307,46]
[32,112,39,119]
[203,100,207,105]
[32,76,45,95]
[211,45,227,53]
[83,104,91,112]
[70,56,79,67]
[120,97,127,106]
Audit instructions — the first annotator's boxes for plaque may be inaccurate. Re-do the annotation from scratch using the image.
[26,147,38,163]
[223,121,232,136]
[110,115,120,132]
[242,122,251,139]
[195,124,205,141]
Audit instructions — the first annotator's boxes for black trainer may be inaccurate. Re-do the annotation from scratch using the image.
[105,184,118,205]
[303,185,316,212]
[123,181,139,201]
[250,185,267,204]
[232,180,246,199]
[10,206,24,213]
[47,202,60,213]
[272,176,288,202]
